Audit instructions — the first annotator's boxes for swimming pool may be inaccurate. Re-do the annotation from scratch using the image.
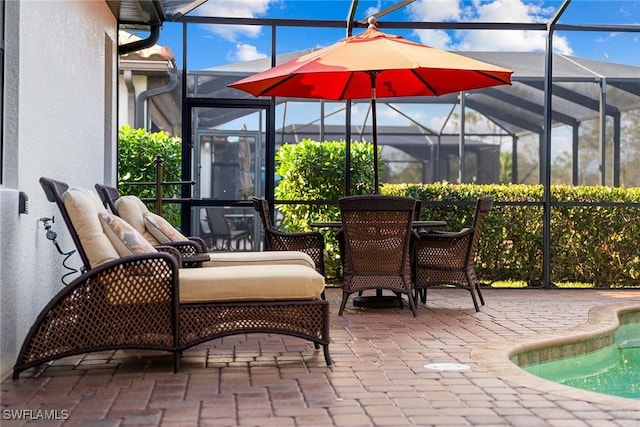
[513,308,640,400]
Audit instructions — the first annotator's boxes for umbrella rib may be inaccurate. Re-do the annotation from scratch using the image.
[410,70,438,96]
[257,74,300,96]
[473,70,512,85]
[339,72,356,100]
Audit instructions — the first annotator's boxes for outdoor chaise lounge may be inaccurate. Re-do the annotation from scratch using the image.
[252,197,327,300]
[13,178,330,378]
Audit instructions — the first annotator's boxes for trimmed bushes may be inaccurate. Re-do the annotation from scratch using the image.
[273,139,640,286]
[390,183,640,287]
[118,125,183,227]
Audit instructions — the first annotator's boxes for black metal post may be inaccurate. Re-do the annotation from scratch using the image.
[155,154,163,215]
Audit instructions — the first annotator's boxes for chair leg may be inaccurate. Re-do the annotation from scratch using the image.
[407,291,417,317]
[469,289,480,312]
[413,287,427,305]
[173,351,182,373]
[338,292,350,316]
[323,344,332,366]
[475,282,485,306]
[395,292,404,309]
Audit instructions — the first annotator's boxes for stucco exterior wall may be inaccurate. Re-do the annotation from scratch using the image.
[118,73,149,129]
[0,0,117,378]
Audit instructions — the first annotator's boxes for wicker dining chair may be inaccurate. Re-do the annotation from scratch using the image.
[413,196,494,312]
[338,195,418,316]
[252,197,326,277]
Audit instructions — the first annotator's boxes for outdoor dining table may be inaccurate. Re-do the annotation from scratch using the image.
[310,219,447,309]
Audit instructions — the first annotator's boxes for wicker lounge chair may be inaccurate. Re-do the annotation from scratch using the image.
[337,195,418,316]
[413,196,494,312]
[13,178,330,378]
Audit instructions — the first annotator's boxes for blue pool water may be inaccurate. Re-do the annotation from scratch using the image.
[523,323,640,399]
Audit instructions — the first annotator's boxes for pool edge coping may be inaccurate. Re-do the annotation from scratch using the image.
[471,303,640,410]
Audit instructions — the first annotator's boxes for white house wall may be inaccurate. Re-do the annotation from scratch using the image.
[118,73,149,129]
[0,0,117,378]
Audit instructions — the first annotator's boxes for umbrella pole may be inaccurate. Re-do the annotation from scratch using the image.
[370,72,380,194]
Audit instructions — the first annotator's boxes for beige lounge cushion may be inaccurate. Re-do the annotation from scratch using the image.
[63,188,120,268]
[144,212,188,243]
[115,195,161,245]
[203,251,316,270]
[179,264,325,303]
[98,212,158,257]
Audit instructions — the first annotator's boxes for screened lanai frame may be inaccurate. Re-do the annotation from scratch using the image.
[158,0,640,287]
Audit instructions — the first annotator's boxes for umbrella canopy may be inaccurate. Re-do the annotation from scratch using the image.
[229,21,513,191]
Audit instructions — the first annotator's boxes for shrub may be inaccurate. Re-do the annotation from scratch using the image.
[389,183,640,287]
[118,125,182,227]
[275,139,382,277]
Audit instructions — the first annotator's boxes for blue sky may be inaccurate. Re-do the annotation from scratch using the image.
[155,0,639,70]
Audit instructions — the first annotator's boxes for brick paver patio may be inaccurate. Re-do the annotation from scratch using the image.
[3,287,640,426]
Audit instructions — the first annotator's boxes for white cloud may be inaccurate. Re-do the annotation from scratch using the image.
[194,0,278,41]
[473,0,542,23]
[364,1,382,21]
[458,29,571,54]
[414,29,453,49]
[194,0,273,18]
[408,0,461,22]
[231,43,268,62]
[206,24,262,41]
[407,0,573,54]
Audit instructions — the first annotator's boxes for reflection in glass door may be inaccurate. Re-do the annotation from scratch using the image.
[190,107,266,251]
[195,130,261,200]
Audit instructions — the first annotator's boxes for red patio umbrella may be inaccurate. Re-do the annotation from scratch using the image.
[229,19,513,191]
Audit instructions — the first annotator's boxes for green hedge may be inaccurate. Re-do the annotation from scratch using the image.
[390,183,640,287]
[275,139,381,277]
[118,125,182,227]
[273,139,640,286]
[386,183,545,285]
[116,131,640,287]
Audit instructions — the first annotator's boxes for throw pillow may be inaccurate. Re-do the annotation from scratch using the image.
[144,212,188,244]
[98,212,157,257]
